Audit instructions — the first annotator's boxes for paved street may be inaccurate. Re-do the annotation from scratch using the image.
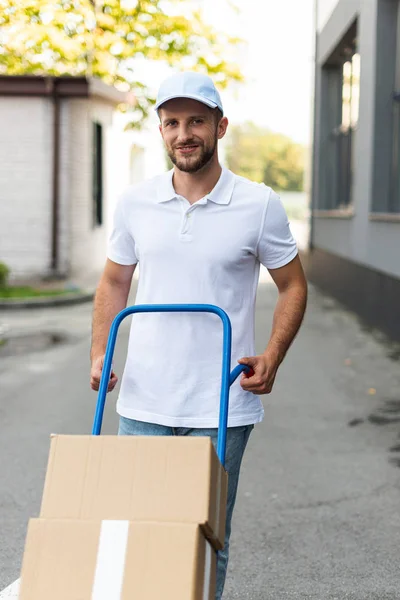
[1,277,400,598]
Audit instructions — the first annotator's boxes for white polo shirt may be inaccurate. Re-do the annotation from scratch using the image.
[107,167,298,428]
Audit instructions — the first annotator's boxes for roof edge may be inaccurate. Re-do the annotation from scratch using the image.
[0,75,132,105]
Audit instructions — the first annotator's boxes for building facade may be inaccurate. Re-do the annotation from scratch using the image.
[307,0,400,340]
[0,76,165,288]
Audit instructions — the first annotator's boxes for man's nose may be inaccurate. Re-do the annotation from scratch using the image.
[176,123,192,143]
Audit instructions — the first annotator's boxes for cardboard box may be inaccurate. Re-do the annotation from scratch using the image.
[40,435,227,550]
[19,519,217,600]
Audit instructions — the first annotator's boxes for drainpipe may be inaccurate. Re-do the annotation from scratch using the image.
[49,77,61,274]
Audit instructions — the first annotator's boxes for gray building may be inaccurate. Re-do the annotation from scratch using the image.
[307,0,400,340]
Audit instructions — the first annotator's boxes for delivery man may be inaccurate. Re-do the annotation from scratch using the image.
[90,71,308,599]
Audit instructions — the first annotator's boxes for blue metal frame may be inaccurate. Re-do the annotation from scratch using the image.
[92,304,251,467]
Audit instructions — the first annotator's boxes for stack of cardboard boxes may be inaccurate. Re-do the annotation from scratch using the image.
[18,434,228,599]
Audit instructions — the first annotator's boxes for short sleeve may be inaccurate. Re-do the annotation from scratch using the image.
[107,194,138,266]
[256,189,298,269]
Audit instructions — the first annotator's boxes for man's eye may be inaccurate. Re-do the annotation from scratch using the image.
[193,119,203,125]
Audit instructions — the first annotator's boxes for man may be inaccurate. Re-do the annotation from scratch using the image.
[90,71,307,598]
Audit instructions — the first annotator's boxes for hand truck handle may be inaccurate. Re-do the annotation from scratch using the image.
[92,304,252,467]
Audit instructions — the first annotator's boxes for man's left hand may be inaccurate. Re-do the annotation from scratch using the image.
[238,354,279,395]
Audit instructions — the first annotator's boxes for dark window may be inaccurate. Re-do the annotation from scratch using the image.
[391,103,400,213]
[389,2,400,213]
[370,0,398,214]
[93,122,103,227]
[318,21,359,210]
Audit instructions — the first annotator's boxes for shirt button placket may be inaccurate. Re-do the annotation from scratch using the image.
[181,208,194,237]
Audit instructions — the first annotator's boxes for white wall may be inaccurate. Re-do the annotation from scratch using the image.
[317,0,340,32]
[66,98,165,287]
[106,109,165,217]
[0,97,53,281]
[67,98,115,286]
[0,93,151,286]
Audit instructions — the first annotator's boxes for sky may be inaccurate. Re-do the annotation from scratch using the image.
[134,0,315,146]
[201,0,315,145]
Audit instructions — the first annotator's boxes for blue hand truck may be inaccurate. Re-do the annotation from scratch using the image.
[92,304,252,467]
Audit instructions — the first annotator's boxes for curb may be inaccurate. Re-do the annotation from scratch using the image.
[0,291,94,310]
[0,578,19,598]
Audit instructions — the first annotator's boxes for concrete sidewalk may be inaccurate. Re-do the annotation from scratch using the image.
[225,282,400,599]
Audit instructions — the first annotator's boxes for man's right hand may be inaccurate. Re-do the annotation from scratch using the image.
[90,355,119,392]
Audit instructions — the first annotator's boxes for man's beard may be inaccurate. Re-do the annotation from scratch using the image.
[167,138,217,173]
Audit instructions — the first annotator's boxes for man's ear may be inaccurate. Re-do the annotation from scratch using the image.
[158,109,163,136]
[218,116,229,140]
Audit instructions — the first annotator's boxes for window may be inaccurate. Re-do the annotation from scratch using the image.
[390,3,400,213]
[318,21,359,211]
[342,53,360,130]
[92,122,103,227]
[369,0,398,215]
[337,51,360,208]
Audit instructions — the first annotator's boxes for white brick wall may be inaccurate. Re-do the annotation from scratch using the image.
[0,97,53,281]
[0,94,129,287]
[67,98,114,287]
[0,90,161,287]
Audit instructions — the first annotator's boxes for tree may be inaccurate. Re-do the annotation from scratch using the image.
[225,122,305,192]
[0,0,243,126]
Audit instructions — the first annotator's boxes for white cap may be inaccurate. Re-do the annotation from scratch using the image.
[155,72,223,114]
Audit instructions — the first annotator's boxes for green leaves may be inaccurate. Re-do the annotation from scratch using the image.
[0,0,243,127]
[225,123,306,192]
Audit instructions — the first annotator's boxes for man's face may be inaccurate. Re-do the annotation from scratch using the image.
[159,98,228,173]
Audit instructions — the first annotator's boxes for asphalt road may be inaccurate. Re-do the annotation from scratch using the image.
[1,279,400,599]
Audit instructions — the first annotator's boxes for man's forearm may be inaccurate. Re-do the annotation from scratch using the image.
[90,278,130,362]
[264,282,307,364]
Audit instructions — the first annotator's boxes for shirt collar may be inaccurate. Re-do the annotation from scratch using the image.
[156,167,235,205]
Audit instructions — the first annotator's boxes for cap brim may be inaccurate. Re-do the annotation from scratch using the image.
[155,93,218,111]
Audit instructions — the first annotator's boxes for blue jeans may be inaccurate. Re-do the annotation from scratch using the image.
[118,416,253,600]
